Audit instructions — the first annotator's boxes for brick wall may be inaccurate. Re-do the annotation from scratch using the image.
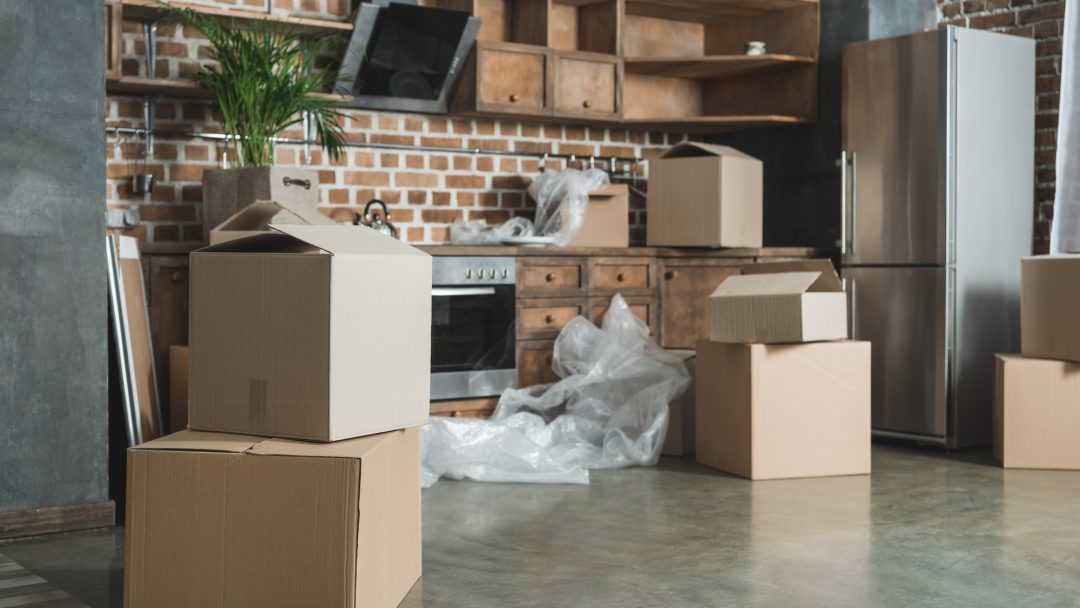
[106,2,677,246]
[938,0,1065,254]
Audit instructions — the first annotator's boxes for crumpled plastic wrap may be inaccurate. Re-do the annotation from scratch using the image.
[421,294,691,487]
[449,168,610,246]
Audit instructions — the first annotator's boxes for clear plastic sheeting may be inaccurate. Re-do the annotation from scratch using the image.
[1053,0,1080,252]
[448,168,609,246]
[421,294,691,487]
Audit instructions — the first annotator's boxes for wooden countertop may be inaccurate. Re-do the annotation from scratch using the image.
[417,245,833,258]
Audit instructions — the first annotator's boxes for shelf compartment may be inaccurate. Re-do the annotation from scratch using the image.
[624,53,814,79]
[439,0,549,46]
[624,0,818,21]
[120,0,353,35]
[549,0,621,55]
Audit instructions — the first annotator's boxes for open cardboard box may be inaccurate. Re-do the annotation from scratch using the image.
[709,259,847,344]
[564,184,630,248]
[210,199,336,245]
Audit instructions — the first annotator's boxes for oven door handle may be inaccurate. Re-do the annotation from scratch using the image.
[431,287,497,297]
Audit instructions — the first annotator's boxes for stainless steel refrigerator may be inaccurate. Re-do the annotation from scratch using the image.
[840,27,1034,448]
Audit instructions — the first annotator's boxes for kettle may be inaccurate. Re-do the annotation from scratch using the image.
[354,199,398,239]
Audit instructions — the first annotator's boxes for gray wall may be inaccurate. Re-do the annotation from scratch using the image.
[713,0,937,247]
[0,1,108,512]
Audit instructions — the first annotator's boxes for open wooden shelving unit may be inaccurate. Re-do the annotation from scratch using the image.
[118,0,353,34]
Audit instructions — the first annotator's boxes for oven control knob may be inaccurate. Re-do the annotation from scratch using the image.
[488,269,496,279]
[465,269,472,279]
[475,268,483,279]
[501,269,508,279]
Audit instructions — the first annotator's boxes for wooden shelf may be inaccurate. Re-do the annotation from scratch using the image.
[107,75,212,98]
[625,0,818,21]
[625,54,815,79]
[623,114,809,131]
[120,0,353,35]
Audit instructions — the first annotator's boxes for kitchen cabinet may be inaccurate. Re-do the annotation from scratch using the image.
[141,253,190,431]
[517,339,560,388]
[657,257,747,350]
[553,52,622,119]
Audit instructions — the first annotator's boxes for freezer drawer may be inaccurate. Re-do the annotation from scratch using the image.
[842,29,949,266]
[843,267,947,439]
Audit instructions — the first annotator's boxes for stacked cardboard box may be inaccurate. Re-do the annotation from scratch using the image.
[124,224,432,608]
[994,256,1080,470]
[695,260,872,480]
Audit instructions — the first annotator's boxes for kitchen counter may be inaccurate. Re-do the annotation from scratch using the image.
[418,245,833,258]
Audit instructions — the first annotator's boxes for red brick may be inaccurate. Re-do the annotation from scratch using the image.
[395,172,440,188]
[446,175,486,189]
[420,136,464,148]
[328,188,350,204]
[492,175,529,190]
[408,191,428,205]
[453,156,472,171]
[1018,3,1066,25]
[371,134,415,146]
[478,192,499,207]
[345,171,390,187]
[379,190,403,204]
[469,139,508,151]
[153,224,180,242]
[476,157,494,172]
[381,153,400,168]
[422,209,464,223]
[430,156,449,170]
[433,192,451,206]
[456,192,476,206]
[185,145,209,161]
[404,116,425,132]
[140,204,196,222]
[430,227,450,243]
[318,170,336,185]
[407,227,425,241]
[405,155,425,169]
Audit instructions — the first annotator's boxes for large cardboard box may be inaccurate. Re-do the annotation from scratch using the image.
[210,199,336,245]
[1021,255,1080,362]
[565,184,630,248]
[994,354,1080,469]
[189,224,432,441]
[646,142,762,248]
[708,259,848,344]
[124,427,421,608]
[695,340,871,480]
[202,166,320,245]
[662,351,696,457]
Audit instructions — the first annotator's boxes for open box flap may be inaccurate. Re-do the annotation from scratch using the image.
[588,184,628,199]
[712,271,822,297]
[216,200,335,231]
[247,429,400,460]
[658,141,759,161]
[740,259,843,292]
[131,429,261,453]
[270,224,429,257]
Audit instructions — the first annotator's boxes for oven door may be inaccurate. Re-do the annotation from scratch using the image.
[430,285,516,400]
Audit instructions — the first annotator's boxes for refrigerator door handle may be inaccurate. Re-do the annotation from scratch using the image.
[840,150,848,255]
[844,276,855,339]
[850,151,858,257]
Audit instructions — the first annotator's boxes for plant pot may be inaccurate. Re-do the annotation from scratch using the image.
[201,166,320,245]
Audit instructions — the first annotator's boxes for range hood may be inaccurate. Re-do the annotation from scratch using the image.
[335,1,480,114]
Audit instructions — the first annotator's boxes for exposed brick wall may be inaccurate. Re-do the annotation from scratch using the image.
[938,0,1065,254]
[105,2,675,246]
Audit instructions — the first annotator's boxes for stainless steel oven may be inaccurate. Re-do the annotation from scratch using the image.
[430,256,516,401]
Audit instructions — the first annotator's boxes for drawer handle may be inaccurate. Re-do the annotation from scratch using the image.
[509,94,519,103]
[582,100,592,109]
[664,270,678,280]
[545,314,555,324]
[616,272,625,282]
[545,272,556,283]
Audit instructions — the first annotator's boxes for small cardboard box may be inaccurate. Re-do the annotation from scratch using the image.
[189,224,432,442]
[662,350,696,457]
[695,340,871,480]
[1021,255,1080,362]
[994,354,1080,469]
[210,199,336,245]
[646,142,762,248]
[124,427,421,608]
[565,184,630,248]
[709,259,848,344]
[168,344,189,433]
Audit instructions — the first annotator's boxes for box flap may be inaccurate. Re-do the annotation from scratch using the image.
[711,272,821,297]
[658,141,759,161]
[741,259,843,292]
[588,184,628,199]
[131,429,261,453]
[246,429,398,460]
[269,224,430,258]
[215,200,335,232]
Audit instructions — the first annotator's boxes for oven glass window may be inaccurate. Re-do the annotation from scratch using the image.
[431,285,515,373]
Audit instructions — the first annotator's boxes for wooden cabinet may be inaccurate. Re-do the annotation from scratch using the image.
[554,53,622,119]
[517,297,588,339]
[588,257,654,294]
[141,254,190,430]
[588,295,658,334]
[657,257,748,349]
[517,339,560,388]
[475,42,550,114]
[518,257,588,296]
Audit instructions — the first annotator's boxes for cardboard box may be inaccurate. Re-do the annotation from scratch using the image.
[210,199,336,245]
[565,184,630,248]
[202,166,320,245]
[994,354,1080,469]
[189,224,432,441]
[646,142,762,248]
[662,350,696,457]
[169,344,189,433]
[1022,255,1080,362]
[708,259,848,344]
[124,427,421,608]
[695,340,871,480]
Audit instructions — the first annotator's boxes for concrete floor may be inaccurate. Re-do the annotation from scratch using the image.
[4,444,1080,607]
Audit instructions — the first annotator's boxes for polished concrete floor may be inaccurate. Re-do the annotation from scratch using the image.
[4,445,1080,607]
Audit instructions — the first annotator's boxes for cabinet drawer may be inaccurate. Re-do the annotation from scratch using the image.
[589,296,658,335]
[555,54,620,117]
[518,298,587,339]
[478,44,549,112]
[518,258,587,296]
[589,259,654,293]
[659,258,749,349]
[517,340,559,388]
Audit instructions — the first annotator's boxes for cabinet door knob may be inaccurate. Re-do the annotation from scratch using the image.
[545,314,555,324]
[545,272,556,282]
[616,272,625,282]
[171,271,183,283]
[509,93,519,103]
[664,270,678,280]
[582,100,592,109]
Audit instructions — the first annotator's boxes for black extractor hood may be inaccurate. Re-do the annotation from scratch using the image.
[335,1,480,114]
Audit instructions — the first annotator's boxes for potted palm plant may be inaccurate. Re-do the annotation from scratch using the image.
[169,7,349,244]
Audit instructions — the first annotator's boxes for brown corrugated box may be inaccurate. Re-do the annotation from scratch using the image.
[202,166,320,246]
[695,340,871,480]
[565,184,629,248]
[124,427,421,608]
[662,350,696,457]
[1021,255,1080,362]
[994,354,1080,469]
[210,199,336,245]
[646,142,762,248]
[708,260,848,344]
[189,224,432,442]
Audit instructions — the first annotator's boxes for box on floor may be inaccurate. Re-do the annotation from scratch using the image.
[695,340,871,480]
[646,142,762,249]
[564,184,630,248]
[994,354,1080,470]
[124,427,421,608]
[662,350,696,457]
[189,224,432,442]
[1022,255,1080,362]
[709,259,848,344]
